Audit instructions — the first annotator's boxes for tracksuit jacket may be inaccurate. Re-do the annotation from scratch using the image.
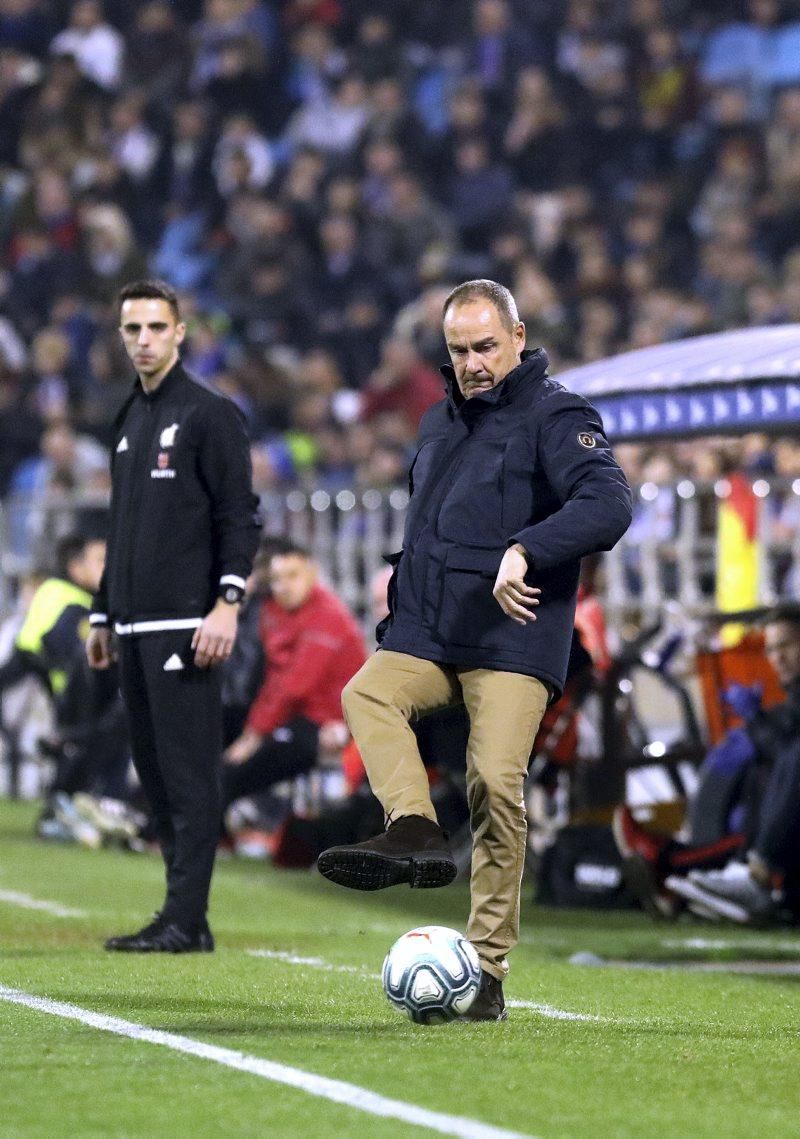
[90,362,261,634]
[246,584,368,735]
[379,348,633,696]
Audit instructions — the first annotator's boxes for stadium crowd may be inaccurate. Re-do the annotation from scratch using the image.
[3,0,800,507]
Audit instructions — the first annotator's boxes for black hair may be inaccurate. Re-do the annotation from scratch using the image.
[55,534,98,581]
[118,279,180,322]
[257,535,310,562]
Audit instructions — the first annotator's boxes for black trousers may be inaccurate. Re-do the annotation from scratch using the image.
[222,716,319,810]
[118,631,222,928]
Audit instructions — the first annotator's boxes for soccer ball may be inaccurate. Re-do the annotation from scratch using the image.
[382,925,481,1024]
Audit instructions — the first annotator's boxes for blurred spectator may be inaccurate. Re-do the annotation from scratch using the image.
[8,418,109,561]
[286,72,370,155]
[0,0,54,58]
[0,371,42,497]
[445,136,514,252]
[80,204,148,304]
[360,336,442,432]
[124,1,190,102]
[213,113,275,196]
[469,0,543,101]
[49,0,124,91]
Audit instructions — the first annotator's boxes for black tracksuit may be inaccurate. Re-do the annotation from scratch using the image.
[91,362,260,928]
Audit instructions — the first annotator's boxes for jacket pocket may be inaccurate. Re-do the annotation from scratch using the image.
[436,442,507,545]
[436,546,528,654]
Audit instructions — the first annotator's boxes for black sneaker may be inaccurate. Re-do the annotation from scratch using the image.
[461,970,508,1022]
[104,915,214,953]
[316,814,456,891]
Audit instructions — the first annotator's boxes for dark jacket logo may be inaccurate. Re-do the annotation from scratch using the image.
[577,432,596,449]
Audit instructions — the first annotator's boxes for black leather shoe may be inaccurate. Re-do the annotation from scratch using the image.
[461,970,508,1021]
[316,814,456,891]
[104,916,214,953]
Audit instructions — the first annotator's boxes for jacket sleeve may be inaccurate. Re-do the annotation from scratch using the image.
[245,626,344,735]
[90,568,109,628]
[511,394,633,570]
[40,605,89,673]
[197,396,262,591]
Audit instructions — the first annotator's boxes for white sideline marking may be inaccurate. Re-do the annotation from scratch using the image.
[0,889,86,919]
[506,1000,603,1022]
[247,950,609,1023]
[601,958,800,976]
[661,937,800,953]
[0,985,531,1139]
[248,948,380,979]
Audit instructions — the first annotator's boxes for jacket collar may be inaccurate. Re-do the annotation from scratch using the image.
[131,358,187,402]
[439,347,550,412]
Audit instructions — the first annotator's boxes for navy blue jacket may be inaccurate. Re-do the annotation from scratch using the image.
[380,349,632,696]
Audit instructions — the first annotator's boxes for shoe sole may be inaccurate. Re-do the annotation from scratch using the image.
[316,848,457,891]
[104,943,214,952]
[664,875,751,923]
[460,1008,508,1022]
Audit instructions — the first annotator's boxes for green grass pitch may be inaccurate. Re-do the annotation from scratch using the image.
[1,798,799,1137]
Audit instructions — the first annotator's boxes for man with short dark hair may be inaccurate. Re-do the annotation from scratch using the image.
[86,278,260,953]
[222,540,367,813]
[317,279,632,1019]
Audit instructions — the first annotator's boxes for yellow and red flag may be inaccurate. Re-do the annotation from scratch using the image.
[715,472,759,645]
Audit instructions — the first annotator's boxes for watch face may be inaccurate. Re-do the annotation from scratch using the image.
[223,586,242,604]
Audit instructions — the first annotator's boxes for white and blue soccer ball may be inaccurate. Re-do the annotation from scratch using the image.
[382,925,481,1024]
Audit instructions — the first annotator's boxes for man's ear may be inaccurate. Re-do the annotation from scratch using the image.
[175,321,187,346]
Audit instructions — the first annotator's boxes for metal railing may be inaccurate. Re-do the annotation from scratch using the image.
[2,477,798,625]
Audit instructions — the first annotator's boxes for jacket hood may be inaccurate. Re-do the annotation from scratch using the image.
[439,347,550,410]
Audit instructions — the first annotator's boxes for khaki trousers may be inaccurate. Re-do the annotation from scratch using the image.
[341,650,549,978]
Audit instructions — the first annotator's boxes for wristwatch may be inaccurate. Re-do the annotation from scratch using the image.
[219,583,245,605]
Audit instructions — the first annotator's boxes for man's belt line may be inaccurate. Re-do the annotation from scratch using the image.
[113,618,204,636]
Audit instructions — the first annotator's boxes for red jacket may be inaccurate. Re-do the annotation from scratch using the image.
[246,584,367,735]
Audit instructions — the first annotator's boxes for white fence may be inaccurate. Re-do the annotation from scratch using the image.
[1,477,798,624]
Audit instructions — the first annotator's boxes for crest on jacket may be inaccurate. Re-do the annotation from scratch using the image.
[160,422,179,448]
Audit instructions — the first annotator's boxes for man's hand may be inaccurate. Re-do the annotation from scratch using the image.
[224,729,263,765]
[493,544,541,626]
[86,626,114,669]
[191,599,239,668]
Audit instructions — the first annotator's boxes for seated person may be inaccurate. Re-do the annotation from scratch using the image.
[614,610,800,921]
[222,540,368,815]
[665,728,800,924]
[0,533,106,701]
